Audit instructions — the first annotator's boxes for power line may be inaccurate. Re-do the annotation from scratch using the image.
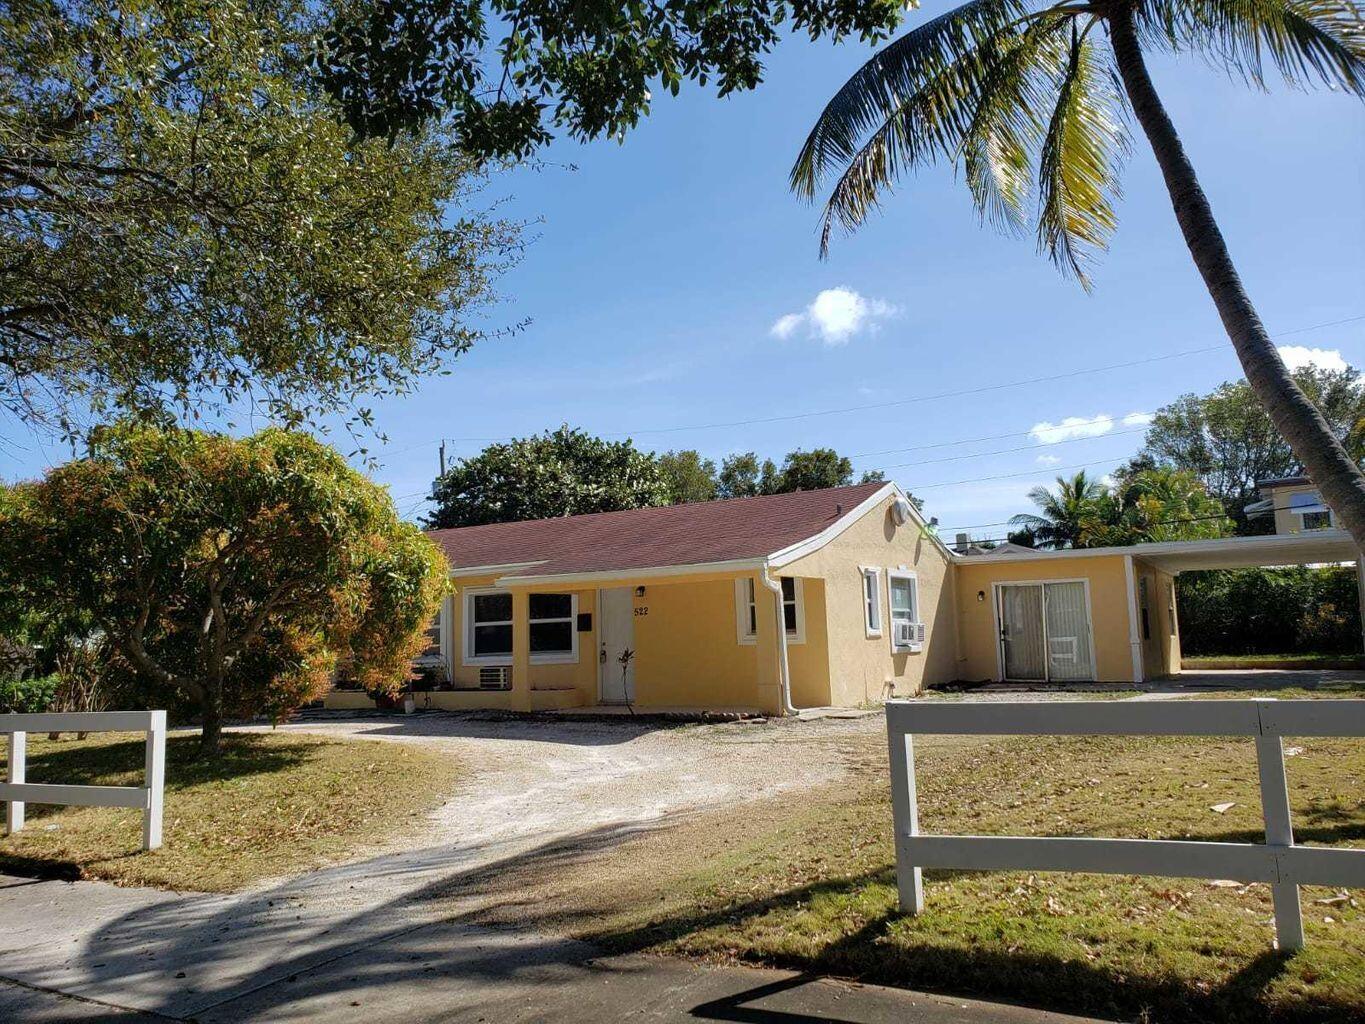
[427,313,1365,445]
[943,499,1320,546]
[904,457,1131,492]
[874,426,1149,471]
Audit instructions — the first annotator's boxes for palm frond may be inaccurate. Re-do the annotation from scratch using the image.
[963,16,1071,232]
[1141,0,1365,96]
[1036,26,1129,288]
[790,0,1031,201]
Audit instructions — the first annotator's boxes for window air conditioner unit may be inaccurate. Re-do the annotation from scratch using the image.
[479,666,511,690]
[894,621,925,649]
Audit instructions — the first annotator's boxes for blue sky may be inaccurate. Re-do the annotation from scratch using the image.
[3,6,1364,540]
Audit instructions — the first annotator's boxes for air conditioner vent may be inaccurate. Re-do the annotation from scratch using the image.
[479,666,511,690]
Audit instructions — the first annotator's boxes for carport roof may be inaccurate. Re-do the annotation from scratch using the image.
[961,530,1359,573]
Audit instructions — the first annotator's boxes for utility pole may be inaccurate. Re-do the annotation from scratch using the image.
[438,440,446,478]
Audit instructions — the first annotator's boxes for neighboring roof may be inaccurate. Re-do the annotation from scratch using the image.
[960,542,1040,558]
[426,481,893,582]
[1255,475,1312,489]
[961,530,1358,573]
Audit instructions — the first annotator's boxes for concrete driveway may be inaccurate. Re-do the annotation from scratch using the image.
[0,712,1114,1023]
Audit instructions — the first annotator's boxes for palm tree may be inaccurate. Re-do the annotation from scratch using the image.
[791,0,1365,548]
[1010,469,1108,547]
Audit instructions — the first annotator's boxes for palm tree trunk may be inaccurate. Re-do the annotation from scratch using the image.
[1107,5,1365,549]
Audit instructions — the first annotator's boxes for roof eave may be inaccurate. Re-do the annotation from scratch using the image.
[492,557,768,588]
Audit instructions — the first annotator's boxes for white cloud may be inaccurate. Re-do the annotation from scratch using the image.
[1122,411,1154,428]
[1029,414,1115,445]
[1278,345,1349,373]
[769,287,898,346]
[770,313,805,340]
[1036,454,1063,466]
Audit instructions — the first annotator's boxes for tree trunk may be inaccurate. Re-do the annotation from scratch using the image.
[200,681,223,756]
[1106,5,1365,549]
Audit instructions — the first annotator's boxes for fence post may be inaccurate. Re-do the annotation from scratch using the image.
[143,711,166,851]
[5,730,24,835]
[1255,729,1304,951]
[887,720,923,913]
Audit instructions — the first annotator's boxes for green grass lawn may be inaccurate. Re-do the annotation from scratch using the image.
[1184,653,1365,669]
[579,732,1365,1024]
[0,731,458,891]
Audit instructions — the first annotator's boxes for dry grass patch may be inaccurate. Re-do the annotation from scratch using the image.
[0,731,458,891]
[479,730,1365,1024]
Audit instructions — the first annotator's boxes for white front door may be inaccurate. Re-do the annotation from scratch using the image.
[598,587,636,703]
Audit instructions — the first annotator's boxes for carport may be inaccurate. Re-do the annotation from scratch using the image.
[1122,529,1364,682]
[955,530,1363,685]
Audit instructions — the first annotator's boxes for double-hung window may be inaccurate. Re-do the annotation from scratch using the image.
[529,593,577,664]
[861,567,882,637]
[887,569,922,653]
[465,589,513,664]
[735,577,804,644]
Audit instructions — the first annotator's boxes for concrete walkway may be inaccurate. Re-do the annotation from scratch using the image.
[0,714,1115,1023]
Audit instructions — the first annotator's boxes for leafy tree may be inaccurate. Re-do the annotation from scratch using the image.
[0,424,447,754]
[657,449,719,504]
[1010,470,1107,549]
[315,0,906,158]
[1011,467,1231,548]
[791,0,1365,550]
[426,425,670,527]
[859,469,887,484]
[1178,566,1361,656]
[718,452,772,499]
[1134,367,1365,533]
[1,0,516,437]
[768,447,855,492]
[1083,467,1232,546]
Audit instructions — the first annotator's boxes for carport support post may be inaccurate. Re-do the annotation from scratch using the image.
[887,726,923,914]
[5,730,24,835]
[1123,556,1145,684]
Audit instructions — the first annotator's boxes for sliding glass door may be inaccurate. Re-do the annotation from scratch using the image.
[998,581,1095,682]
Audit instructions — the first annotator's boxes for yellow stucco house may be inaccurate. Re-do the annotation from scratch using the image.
[326,481,1360,715]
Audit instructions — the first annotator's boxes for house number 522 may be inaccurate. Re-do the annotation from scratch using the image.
[633,607,649,616]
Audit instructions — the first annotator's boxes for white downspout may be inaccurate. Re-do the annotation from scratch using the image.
[760,563,798,716]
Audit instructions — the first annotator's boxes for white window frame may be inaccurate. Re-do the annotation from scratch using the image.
[463,587,514,667]
[1299,509,1333,531]
[734,577,805,645]
[861,567,883,638]
[886,568,922,654]
[529,592,579,665]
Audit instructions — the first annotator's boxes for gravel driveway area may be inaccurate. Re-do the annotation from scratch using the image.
[254,711,872,857]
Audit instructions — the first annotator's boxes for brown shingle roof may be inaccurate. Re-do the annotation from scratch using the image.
[425,481,889,579]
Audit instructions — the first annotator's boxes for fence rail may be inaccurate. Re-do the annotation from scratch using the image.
[2,710,166,851]
[886,699,1365,951]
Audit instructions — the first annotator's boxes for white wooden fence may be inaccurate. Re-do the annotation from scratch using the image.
[886,699,1365,950]
[2,711,167,851]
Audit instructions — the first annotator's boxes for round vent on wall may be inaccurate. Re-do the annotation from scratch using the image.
[890,496,912,526]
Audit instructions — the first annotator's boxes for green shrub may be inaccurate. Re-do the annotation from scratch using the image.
[1177,566,1361,655]
[0,673,58,714]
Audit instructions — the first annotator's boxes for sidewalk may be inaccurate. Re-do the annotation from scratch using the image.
[1,873,1110,1024]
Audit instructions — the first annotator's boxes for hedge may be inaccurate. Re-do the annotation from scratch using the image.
[1176,566,1361,656]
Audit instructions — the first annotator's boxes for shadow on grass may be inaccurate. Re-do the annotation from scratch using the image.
[8,732,314,798]
[582,866,1360,1024]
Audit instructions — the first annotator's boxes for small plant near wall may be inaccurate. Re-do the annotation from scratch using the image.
[618,648,636,715]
